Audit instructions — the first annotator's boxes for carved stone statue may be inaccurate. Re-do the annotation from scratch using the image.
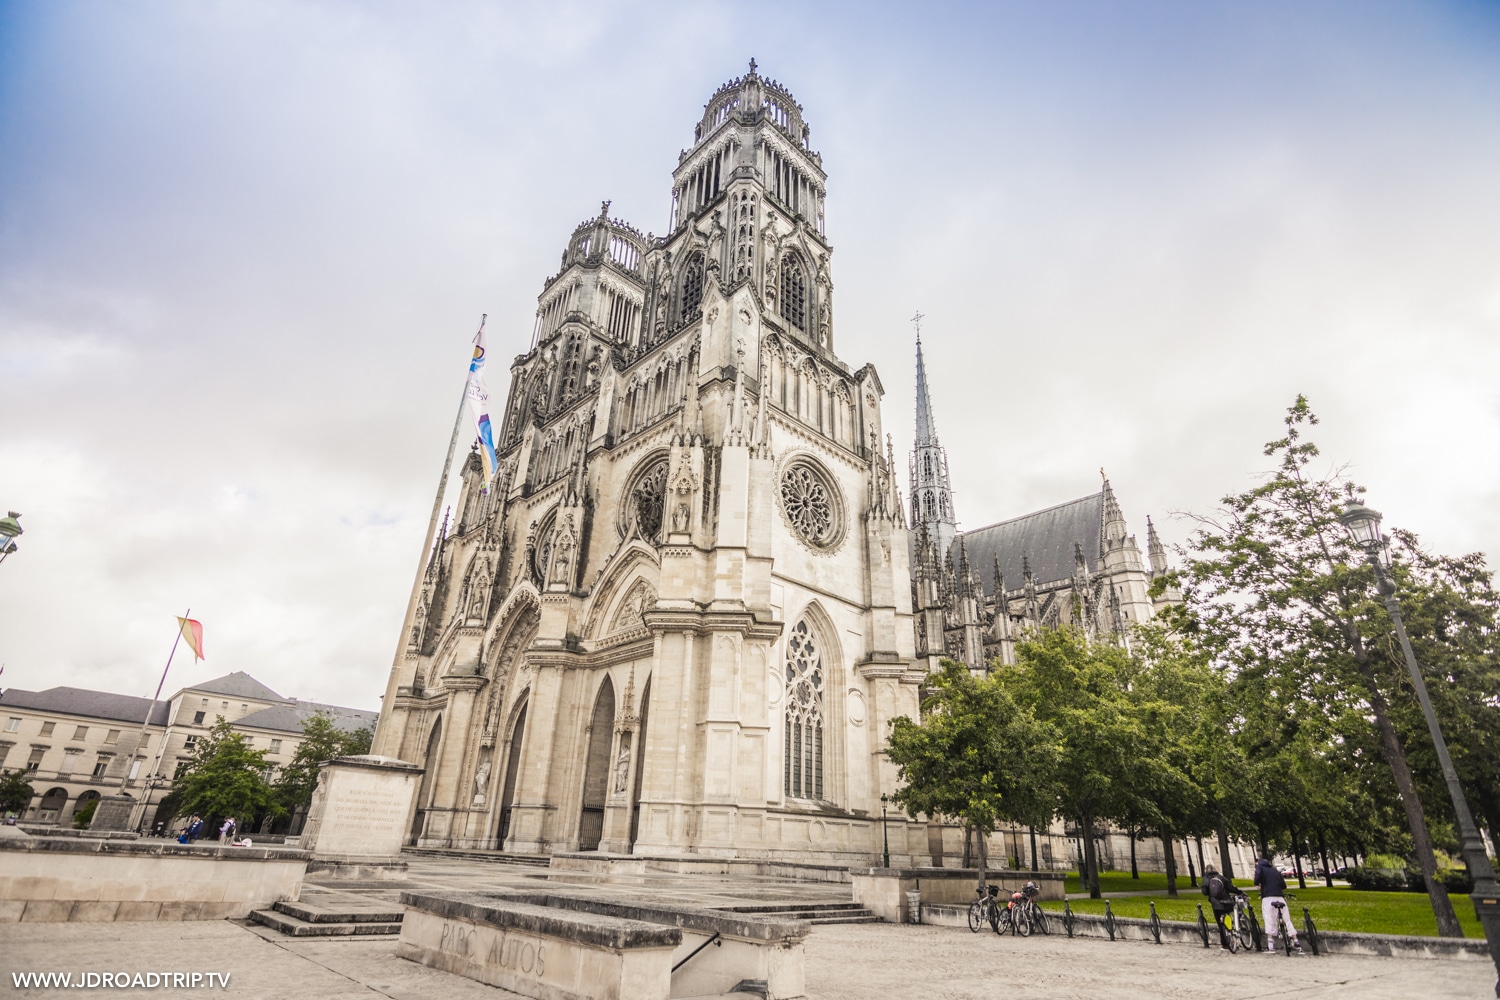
[672,502,690,533]
[550,530,575,586]
[613,745,632,793]
[472,758,491,805]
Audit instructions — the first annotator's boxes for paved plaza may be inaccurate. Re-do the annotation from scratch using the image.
[1,854,1493,998]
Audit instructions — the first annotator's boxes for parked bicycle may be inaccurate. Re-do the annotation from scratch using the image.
[994,886,1034,937]
[968,884,1001,934]
[1225,891,1258,953]
[1017,881,1049,935]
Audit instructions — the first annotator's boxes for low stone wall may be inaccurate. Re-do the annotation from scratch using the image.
[921,902,1492,961]
[849,867,1066,923]
[549,851,853,884]
[0,834,308,922]
[398,888,811,1000]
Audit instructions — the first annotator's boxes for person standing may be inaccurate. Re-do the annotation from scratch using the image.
[186,815,204,842]
[1252,857,1302,954]
[219,816,236,844]
[1201,865,1242,949]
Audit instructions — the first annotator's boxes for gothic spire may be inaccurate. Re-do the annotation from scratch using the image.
[1147,515,1169,576]
[1100,470,1128,549]
[908,312,957,560]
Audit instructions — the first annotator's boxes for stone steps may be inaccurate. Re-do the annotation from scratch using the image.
[401,846,551,867]
[248,899,404,937]
[714,901,881,925]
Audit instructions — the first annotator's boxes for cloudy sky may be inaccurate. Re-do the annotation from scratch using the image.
[2,1,1497,710]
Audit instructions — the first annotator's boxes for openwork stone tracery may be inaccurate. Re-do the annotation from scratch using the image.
[783,619,824,801]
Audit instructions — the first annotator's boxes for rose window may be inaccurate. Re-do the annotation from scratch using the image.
[624,458,669,543]
[780,461,839,548]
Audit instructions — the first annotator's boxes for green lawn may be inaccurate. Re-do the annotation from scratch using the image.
[1049,874,1483,939]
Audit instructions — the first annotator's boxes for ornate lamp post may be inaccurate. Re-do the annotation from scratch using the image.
[0,512,21,566]
[880,793,891,868]
[1340,499,1500,993]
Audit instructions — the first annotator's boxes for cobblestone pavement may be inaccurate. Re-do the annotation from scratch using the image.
[804,921,1494,999]
[2,914,1492,999]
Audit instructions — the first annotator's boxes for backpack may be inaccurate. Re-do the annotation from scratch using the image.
[1204,874,1230,903]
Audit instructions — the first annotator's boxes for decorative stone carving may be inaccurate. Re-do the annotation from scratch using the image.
[779,459,840,549]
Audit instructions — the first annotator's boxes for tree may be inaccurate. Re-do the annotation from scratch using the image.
[274,711,373,817]
[1179,396,1499,937]
[0,769,34,816]
[997,627,1147,899]
[886,659,1060,887]
[174,718,281,831]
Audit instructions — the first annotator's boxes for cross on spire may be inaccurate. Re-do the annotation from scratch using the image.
[911,310,925,341]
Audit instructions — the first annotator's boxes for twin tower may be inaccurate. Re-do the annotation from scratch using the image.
[370,63,1173,863]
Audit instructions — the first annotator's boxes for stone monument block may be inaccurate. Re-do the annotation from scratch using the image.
[300,754,422,879]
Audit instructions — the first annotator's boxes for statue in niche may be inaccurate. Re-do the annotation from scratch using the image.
[469,577,488,620]
[819,301,830,344]
[672,502,690,533]
[472,758,491,806]
[550,530,574,587]
[613,743,632,793]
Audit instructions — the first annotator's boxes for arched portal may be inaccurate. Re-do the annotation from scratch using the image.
[497,693,529,847]
[628,677,652,849]
[410,716,442,839]
[577,676,615,851]
[72,789,101,826]
[37,787,69,823]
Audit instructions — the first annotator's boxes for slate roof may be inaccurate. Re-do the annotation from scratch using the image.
[179,671,287,703]
[0,686,172,726]
[236,701,379,736]
[956,492,1104,594]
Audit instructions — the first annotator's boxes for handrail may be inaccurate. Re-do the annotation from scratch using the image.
[671,931,721,973]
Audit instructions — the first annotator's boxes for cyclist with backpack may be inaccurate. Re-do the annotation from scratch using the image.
[1253,857,1303,954]
[1200,865,1243,949]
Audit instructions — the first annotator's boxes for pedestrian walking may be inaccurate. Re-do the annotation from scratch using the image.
[1252,857,1303,954]
[1201,865,1243,949]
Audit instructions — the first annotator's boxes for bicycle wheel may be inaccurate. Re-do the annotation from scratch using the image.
[1279,910,1293,956]
[1236,904,1255,951]
[1225,914,1240,954]
[990,901,1006,935]
[968,899,984,933]
[1014,905,1032,937]
[1031,903,1050,935]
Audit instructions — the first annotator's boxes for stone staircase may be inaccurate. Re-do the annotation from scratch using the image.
[248,898,404,937]
[400,846,551,867]
[715,901,881,925]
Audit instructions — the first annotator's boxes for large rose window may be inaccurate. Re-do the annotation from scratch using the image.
[779,460,841,549]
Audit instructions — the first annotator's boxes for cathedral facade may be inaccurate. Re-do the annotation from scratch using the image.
[371,64,923,863]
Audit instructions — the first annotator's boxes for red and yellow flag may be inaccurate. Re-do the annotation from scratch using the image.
[176,617,205,661]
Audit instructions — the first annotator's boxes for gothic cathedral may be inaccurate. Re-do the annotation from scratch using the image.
[372,64,921,862]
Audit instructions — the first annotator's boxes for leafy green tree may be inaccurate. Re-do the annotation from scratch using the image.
[0,769,35,816]
[174,718,281,831]
[274,712,373,816]
[1179,395,1500,937]
[71,799,98,829]
[886,659,1060,887]
[997,627,1146,899]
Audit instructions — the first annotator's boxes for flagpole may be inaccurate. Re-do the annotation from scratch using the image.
[118,608,190,830]
[374,315,485,753]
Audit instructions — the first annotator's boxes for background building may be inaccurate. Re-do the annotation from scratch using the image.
[0,671,376,831]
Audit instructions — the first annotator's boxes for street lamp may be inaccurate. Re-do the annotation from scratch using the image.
[1340,499,1500,994]
[880,794,891,868]
[0,511,20,566]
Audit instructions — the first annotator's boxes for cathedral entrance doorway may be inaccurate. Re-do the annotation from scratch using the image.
[497,695,528,847]
[576,677,615,851]
[410,716,441,839]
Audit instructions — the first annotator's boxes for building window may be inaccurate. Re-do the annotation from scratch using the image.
[174,761,189,780]
[780,254,806,331]
[678,252,704,324]
[139,734,151,748]
[91,756,112,778]
[193,712,205,724]
[269,739,282,754]
[183,735,198,750]
[200,698,207,706]
[221,701,228,709]
[39,721,55,737]
[72,725,88,740]
[58,750,79,775]
[26,747,46,771]
[4,718,19,733]
[783,619,825,801]
[128,758,141,781]
[104,729,119,745]
[0,742,11,766]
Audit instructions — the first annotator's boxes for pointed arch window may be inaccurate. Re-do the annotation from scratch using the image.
[780,254,807,331]
[783,619,824,800]
[678,252,704,325]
